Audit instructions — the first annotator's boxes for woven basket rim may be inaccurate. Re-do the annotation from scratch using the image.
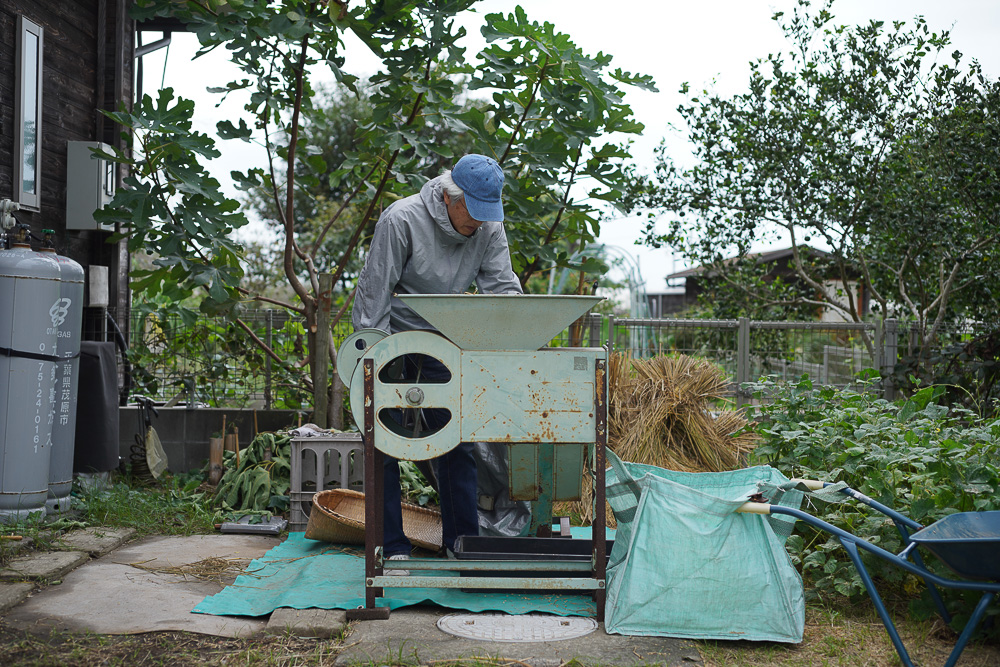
[307,488,442,550]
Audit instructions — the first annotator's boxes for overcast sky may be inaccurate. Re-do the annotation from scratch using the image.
[141,0,1000,291]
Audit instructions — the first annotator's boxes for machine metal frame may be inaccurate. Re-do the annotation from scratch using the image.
[345,296,609,621]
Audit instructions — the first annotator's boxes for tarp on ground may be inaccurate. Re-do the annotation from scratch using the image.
[604,451,806,643]
[194,530,606,618]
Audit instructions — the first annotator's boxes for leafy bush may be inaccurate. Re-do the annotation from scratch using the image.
[746,375,1000,631]
[892,326,1000,419]
[398,461,438,507]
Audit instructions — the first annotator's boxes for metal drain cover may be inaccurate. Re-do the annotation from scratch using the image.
[436,613,598,642]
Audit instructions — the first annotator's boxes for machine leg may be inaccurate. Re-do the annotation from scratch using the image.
[347,359,390,621]
[531,443,555,537]
[594,357,608,623]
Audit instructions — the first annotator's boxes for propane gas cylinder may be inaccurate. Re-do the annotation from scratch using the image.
[0,225,61,522]
[38,230,85,513]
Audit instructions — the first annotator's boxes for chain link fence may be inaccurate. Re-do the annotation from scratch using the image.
[125,308,992,409]
[127,309,353,409]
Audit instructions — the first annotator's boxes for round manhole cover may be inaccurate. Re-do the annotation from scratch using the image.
[436,613,598,642]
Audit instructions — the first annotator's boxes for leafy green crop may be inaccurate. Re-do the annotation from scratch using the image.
[215,432,292,517]
[398,461,438,506]
[746,375,1000,634]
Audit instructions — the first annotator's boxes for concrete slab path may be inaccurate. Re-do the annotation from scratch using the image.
[3,533,704,665]
[53,527,137,557]
[5,534,279,638]
[335,607,703,667]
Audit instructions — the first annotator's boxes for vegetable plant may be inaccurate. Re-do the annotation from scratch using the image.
[746,375,1000,634]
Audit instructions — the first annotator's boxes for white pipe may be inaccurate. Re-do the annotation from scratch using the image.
[736,501,772,515]
[790,478,826,490]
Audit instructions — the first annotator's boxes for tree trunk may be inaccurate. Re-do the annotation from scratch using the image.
[312,274,334,428]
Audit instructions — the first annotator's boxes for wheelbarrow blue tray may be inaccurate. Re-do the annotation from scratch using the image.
[909,511,1000,581]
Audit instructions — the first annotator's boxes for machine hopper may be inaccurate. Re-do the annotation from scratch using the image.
[398,294,603,351]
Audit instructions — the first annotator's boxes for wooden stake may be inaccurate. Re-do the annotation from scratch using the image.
[209,437,224,485]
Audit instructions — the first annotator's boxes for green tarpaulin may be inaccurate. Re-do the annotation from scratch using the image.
[194,531,605,618]
[604,452,806,643]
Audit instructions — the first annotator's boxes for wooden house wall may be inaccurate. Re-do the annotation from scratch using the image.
[0,0,132,337]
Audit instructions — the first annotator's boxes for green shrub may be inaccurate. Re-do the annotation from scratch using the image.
[746,375,1000,632]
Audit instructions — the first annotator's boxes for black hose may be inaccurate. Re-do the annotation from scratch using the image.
[106,310,132,406]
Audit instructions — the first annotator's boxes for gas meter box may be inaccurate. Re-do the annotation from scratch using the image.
[65,141,116,231]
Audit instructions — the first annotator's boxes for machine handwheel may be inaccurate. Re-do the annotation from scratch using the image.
[349,330,462,461]
[337,328,388,387]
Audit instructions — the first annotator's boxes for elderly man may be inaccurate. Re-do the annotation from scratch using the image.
[352,154,522,571]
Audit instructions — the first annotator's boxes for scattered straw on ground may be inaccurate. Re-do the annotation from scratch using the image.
[120,556,261,584]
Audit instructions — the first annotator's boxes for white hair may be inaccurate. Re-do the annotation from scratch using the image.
[439,170,465,202]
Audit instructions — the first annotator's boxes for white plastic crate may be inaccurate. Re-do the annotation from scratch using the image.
[289,433,364,531]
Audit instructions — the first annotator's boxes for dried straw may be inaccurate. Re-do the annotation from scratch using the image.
[562,352,759,527]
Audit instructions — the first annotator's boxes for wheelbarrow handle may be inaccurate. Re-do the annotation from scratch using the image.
[736,501,772,515]
[789,478,826,491]
[735,480,826,512]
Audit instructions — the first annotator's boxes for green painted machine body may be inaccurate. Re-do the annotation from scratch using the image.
[397,293,602,351]
[339,295,611,619]
[343,295,606,505]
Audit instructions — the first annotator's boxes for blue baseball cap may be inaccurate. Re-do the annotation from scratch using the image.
[451,154,505,222]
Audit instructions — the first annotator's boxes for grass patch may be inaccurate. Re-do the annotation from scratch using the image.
[1,472,215,566]
[699,602,1000,666]
[72,472,216,536]
[0,627,347,667]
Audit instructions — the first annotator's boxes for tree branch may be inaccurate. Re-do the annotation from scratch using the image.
[281,31,313,306]
[330,287,356,330]
[234,316,289,366]
[499,56,550,166]
[310,161,381,259]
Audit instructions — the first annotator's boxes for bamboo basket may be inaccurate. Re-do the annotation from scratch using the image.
[304,488,443,551]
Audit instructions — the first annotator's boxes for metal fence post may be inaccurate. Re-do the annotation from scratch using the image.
[874,319,884,375]
[588,313,602,348]
[737,317,750,408]
[883,318,898,401]
[265,309,273,410]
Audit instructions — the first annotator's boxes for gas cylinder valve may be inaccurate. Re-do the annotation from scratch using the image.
[0,200,20,230]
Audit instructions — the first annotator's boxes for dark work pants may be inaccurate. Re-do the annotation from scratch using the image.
[383,355,478,557]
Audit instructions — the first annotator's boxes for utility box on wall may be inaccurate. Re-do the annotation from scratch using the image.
[65,141,116,230]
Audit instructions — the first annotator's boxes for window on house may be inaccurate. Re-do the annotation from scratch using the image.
[15,16,44,211]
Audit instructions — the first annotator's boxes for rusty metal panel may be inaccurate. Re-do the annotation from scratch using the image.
[553,443,585,501]
[460,350,601,443]
[508,443,538,500]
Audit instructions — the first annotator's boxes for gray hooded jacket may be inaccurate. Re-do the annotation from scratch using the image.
[352,176,522,334]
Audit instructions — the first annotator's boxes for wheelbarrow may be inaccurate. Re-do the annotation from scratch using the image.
[738,482,1000,667]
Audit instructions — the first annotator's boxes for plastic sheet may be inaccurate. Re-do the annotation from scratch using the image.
[475,441,531,537]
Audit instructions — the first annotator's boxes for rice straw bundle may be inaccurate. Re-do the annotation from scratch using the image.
[559,352,759,527]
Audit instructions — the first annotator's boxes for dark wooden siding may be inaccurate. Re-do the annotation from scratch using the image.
[1,0,132,339]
